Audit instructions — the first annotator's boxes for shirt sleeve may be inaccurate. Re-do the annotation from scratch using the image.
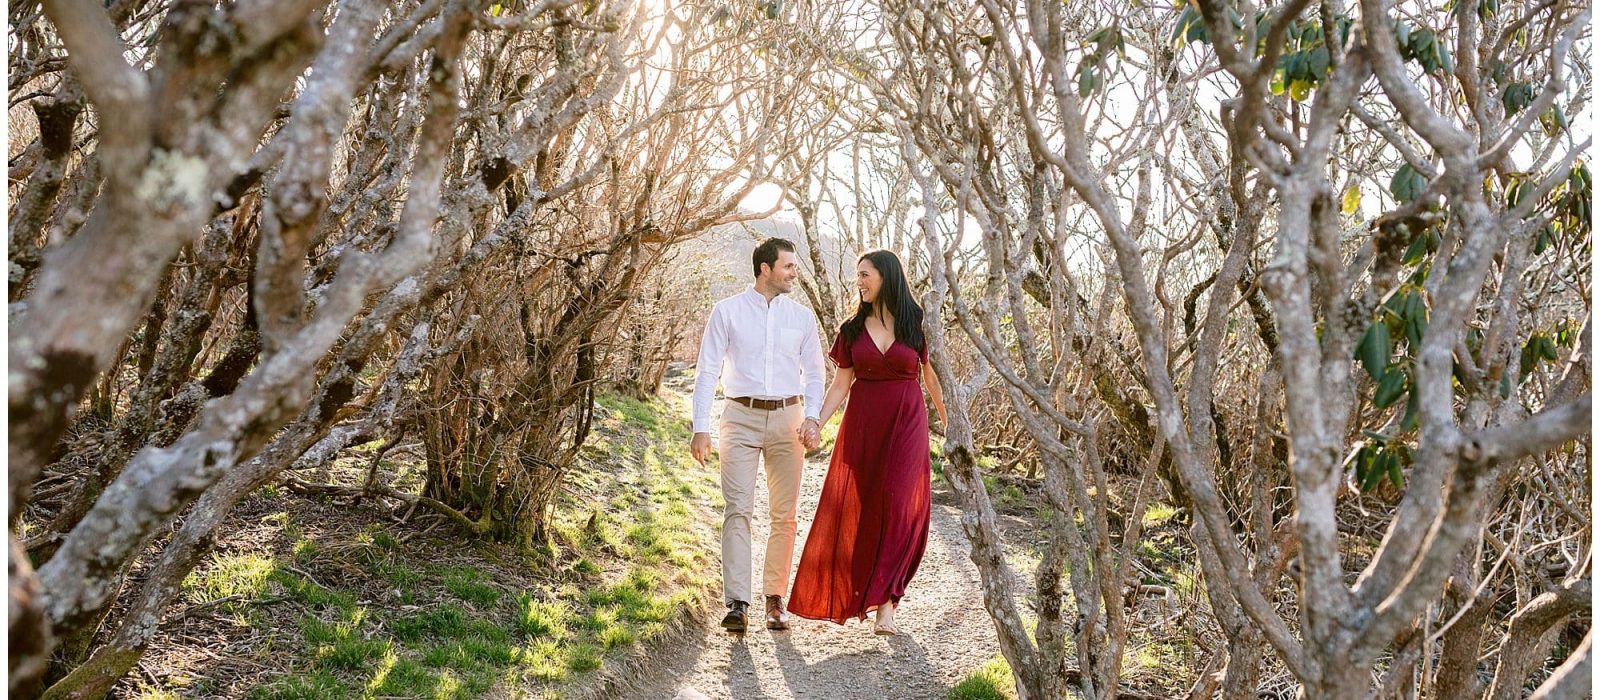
[828,331,852,368]
[800,316,825,422]
[691,304,728,433]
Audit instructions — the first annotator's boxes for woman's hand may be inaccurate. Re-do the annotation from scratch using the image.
[798,418,822,451]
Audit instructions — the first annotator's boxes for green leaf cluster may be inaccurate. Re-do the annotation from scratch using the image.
[1077,25,1126,98]
[1171,5,1214,46]
[1402,227,1441,265]
[1500,82,1537,115]
[1384,287,1430,349]
[1518,320,1581,382]
[1519,332,1564,378]
[1539,105,1570,136]
[1395,21,1454,74]
[1528,162,1590,255]
[1389,163,1430,203]
[1260,15,1352,100]
[1445,0,1500,20]
[1354,287,1430,434]
[1167,4,1355,102]
[1351,437,1409,492]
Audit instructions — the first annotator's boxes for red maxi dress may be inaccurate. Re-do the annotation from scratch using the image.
[787,331,932,623]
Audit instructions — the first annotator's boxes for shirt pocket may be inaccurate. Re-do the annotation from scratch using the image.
[778,327,805,362]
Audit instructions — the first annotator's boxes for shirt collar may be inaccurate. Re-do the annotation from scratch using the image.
[744,285,781,308]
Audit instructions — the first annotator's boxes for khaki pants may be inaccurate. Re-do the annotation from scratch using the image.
[717,400,805,605]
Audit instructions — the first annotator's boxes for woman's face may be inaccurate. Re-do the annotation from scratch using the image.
[856,259,883,304]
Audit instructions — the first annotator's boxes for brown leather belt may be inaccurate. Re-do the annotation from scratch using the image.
[730,396,801,410]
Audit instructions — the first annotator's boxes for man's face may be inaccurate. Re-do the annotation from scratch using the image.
[763,250,799,293]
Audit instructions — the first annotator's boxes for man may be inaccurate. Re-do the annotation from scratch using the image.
[690,237,826,633]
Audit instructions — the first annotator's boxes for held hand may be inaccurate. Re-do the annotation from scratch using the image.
[690,432,713,465]
[797,419,821,452]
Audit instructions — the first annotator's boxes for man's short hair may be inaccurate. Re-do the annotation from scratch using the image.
[752,237,797,279]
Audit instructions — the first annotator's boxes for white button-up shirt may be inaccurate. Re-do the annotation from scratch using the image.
[691,286,825,433]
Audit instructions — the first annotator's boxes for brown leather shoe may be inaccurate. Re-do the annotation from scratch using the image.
[765,595,790,630]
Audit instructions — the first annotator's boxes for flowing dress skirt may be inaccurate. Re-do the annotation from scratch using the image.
[788,332,931,623]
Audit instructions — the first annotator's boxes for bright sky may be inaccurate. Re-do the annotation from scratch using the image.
[736,182,790,215]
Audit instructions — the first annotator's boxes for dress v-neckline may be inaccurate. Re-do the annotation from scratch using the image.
[866,327,895,357]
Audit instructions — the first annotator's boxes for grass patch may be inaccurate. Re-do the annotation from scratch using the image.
[950,655,1015,700]
[1131,644,1163,671]
[1141,502,1179,528]
[375,560,422,589]
[184,553,276,606]
[421,636,517,670]
[566,643,602,672]
[514,594,572,639]
[981,475,1026,510]
[389,604,468,643]
[300,608,395,673]
[248,671,347,700]
[319,635,391,672]
[440,565,502,607]
[247,391,719,698]
[274,570,357,612]
[577,606,619,633]
[625,522,664,549]
[596,393,660,429]
[599,624,636,649]
[1004,484,1024,504]
[368,525,399,551]
[291,535,319,562]
[363,652,434,697]
[131,685,182,700]
[1135,530,1184,570]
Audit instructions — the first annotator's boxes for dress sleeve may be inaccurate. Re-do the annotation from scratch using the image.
[917,341,929,366]
[828,332,852,368]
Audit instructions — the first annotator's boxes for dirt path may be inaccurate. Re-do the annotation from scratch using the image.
[629,395,1003,700]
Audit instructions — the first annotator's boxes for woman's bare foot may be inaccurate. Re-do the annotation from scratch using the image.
[873,602,900,636]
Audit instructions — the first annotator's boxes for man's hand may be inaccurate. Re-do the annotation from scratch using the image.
[691,432,713,465]
[798,419,821,452]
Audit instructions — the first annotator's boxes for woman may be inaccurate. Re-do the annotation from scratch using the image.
[787,250,946,635]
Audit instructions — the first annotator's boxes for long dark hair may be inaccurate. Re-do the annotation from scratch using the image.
[841,250,925,356]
